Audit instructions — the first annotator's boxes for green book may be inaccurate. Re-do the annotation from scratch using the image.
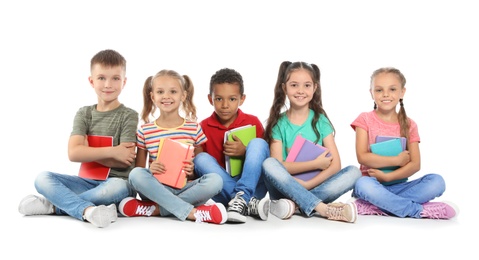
[224,125,256,177]
[370,138,408,185]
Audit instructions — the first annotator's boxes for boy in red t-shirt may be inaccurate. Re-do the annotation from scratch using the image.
[194,68,270,223]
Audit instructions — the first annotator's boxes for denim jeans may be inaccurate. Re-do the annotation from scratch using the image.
[262,157,361,216]
[34,171,136,221]
[128,167,223,221]
[352,174,446,218]
[193,138,269,205]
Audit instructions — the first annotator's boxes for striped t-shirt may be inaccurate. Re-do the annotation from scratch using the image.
[137,119,207,164]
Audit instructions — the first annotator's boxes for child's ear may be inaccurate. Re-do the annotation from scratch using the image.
[208,94,214,105]
[239,94,246,106]
[401,87,406,99]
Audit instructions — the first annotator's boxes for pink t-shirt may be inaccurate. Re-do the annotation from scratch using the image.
[350,110,420,175]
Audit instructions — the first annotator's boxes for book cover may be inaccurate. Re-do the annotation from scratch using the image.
[224,125,257,177]
[155,138,194,189]
[285,135,331,181]
[370,138,407,185]
[375,135,406,150]
[78,135,113,180]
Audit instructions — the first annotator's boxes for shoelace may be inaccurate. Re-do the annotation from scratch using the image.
[229,192,247,214]
[194,209,212,223]
[422,204,447,219]
[136,205,156,216]
[356,200,387,216]
[326,204,348,221]
[248,198,259,216]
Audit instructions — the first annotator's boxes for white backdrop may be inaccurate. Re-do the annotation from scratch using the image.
[1,0,476,258]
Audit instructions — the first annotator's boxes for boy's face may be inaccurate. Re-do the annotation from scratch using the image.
[208,83,245,127]
[88,64,126,104]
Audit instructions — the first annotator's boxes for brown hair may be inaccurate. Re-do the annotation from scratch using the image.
[90,49,126,71]
[140,70,196,123]
[264,61,334,144]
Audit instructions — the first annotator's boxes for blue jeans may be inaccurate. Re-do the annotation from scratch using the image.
[194,138,269,205]
[262,157,361,216]
[128,167,223,221]
[352,174,446,218]
[34,171,136,221]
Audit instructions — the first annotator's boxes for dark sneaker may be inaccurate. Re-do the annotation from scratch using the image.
[227,191,248,223]
[248,196,270,220]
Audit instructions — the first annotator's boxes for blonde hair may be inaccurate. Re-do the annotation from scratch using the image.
[140,70,197,123]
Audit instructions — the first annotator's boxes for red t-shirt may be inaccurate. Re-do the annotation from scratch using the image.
[200,109,264,169]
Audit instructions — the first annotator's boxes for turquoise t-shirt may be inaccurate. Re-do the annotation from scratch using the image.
[272,109,333,161]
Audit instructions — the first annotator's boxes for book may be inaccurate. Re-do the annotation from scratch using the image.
[285,135,331,181]
[78,135,113,180]
[370,137,408,185]
[155,138,194,189]
[224,124,257,177]
[375,135,406,150]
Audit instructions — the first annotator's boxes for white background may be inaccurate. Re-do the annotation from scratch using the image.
[1,0,476,259]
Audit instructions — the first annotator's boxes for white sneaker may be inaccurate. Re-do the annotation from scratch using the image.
[18,195,54,215]
[270,199,295,220]
[83,204,117,228]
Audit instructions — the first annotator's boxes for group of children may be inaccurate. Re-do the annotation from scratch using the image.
[18,49,458,228]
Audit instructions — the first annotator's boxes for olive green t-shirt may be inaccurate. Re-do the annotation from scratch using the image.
[71,104,139,179]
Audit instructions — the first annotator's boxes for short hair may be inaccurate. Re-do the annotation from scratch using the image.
[90,49,126,71]
[209,68,244,95]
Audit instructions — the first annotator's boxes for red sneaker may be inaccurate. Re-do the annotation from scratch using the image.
[194,203,227,224]
[119,197,157,217]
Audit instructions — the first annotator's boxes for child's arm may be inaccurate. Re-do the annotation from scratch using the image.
[270,136,337,190]
[368,141,421,183]
[355,128,411,170]
[68,135,136,168]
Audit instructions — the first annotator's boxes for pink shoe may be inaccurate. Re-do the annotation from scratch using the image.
[119,197,157,217]
[420,201,458,219]
[349,198,388,216]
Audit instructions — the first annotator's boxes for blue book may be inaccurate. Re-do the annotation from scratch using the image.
[370,137,408,185]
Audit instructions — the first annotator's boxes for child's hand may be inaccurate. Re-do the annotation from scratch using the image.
[396,150,411,167]
[183,159,194,178]
[150,161,166,175]
[223,134,246,157]
[313,150,332,170]
[113,142,137,166]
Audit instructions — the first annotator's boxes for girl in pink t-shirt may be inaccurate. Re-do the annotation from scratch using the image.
[350,67,458,219]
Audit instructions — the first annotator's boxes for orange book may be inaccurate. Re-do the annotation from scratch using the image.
[155,138,194,189]
[78,135,113,180]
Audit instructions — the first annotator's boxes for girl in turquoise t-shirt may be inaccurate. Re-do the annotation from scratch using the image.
[262,61,361,223]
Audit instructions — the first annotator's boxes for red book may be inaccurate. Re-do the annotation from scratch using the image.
[155,138,194,189]
[78,135,113,180]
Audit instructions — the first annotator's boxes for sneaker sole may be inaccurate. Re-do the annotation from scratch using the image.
[347,202,358,223]
[257,198,270,220]
[227,211,247,223]
[270,199,295,220]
